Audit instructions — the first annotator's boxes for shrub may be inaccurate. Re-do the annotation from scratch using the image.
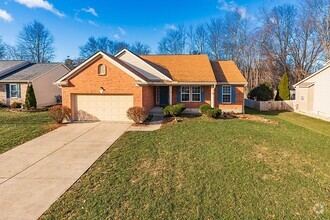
[276,72,290,100]
[126,107,149,123]
[249,82,274,101]
[25,84,37,109]
[169,104,186,116]
[163,105,172,116]
[205,108,222,118]
[10,102,22,108]
[48,105,71,123]
[0,102,6,108]
[199,104,212,115]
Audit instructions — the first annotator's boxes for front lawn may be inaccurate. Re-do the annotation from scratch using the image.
[0,110,59,154]
[42,111,330,219]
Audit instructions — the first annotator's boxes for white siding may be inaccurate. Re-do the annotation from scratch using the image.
[295,66,330,117]
[32,65,69,107]
[117,51,170,81]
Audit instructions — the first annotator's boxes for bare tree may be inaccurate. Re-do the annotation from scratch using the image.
[207,18,224,60]
[260,4,296,82]
[130,41,151,55]
[194,24,208,54]
[0,37,6,60]
[291,9,323,82]
[301,0,330,61]
[18,20,55,63]
[158,25,187,54]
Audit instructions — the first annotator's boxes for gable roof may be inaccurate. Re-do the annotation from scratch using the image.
[294,62,330,87]
[211,61,247,84]
[0,62,63,82]
[55,51,148,86]
[140,54,216,82]
[115,49,172,81]
[0,60,30,78]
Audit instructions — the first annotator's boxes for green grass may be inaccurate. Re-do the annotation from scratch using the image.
[0,110,59,154]
[42,111,330,219]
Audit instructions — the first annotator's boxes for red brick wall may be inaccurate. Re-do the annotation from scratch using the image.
[142,86,155,111]
[62,57,149,114]
[215,85,244,113]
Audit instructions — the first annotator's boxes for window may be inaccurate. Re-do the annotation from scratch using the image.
[181,86,202,102]
[222,85,231,103]
[98,64,107,76]
[10,84,19,98]
[181,86,190,102]
[192,86,201,102]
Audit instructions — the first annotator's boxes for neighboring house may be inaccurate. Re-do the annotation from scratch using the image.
[55,49,247,122]
[0,61,70,108]
[294,61,330,119]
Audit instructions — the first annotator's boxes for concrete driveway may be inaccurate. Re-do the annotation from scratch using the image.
[0,122,130,220]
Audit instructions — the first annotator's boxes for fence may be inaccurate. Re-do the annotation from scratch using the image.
[244,99,294,111]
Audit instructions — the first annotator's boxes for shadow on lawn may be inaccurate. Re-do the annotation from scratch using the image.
[245,107,288,116]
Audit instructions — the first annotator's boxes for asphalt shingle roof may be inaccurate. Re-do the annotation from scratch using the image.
[0,60,27,73]
[0,63,61,82]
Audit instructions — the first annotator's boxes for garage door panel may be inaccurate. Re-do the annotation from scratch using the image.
[74,95,133,122]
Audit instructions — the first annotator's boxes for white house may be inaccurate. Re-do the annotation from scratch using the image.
[294,61,330,120]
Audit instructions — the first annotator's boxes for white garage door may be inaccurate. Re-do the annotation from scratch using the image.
[73,95,133,122]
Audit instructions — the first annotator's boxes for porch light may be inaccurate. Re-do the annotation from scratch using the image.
[100,87,105,94]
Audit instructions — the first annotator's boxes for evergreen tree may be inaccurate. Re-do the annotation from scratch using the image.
[276,72,290,100]
[25,84,37,109]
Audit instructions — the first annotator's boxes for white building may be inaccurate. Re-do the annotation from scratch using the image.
[294,62,330,120]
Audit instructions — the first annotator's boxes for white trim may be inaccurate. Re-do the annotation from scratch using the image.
[115,49,173,81]
[211,86,215,108]
[169,86,173,105]
[294,64,330,87]
[222,85,231,104]
[54,51,146,85]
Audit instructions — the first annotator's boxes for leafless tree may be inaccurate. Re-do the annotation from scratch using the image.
[207,18,224,60]
[0,37,6,60]
[130,41,151,55]
[158,25,187,54]
[194,24,208,54]
[18,20,55,63]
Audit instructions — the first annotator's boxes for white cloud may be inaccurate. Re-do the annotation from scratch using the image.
[164,24,177,31]
[14,0,65,17]
[81,7,98,17]
[217,0,248,19]
[0,9,13,22]
[88,20,98,27]
[118,27,126,35]
[113,34,120,40]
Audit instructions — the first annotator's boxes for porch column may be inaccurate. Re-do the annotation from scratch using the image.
[211,85,215,108]
[169,86,173,105]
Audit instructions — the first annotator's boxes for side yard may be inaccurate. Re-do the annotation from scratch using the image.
[0,110,59,154]
[42,110,330,219]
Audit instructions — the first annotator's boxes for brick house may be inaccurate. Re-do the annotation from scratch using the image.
[55,49,247,121]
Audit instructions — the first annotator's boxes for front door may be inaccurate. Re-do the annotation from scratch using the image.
[159,86,169,106]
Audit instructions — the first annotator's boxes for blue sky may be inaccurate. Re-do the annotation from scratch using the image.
[0,0,295,61]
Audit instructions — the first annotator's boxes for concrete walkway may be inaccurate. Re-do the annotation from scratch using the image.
[0,122,130,220]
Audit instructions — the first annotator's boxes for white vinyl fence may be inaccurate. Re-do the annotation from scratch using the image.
[245,99,294,111]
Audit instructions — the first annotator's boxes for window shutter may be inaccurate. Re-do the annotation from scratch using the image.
[6,84,10,98]
[17,84,21,98]
[218,86,223,104]
[201,86,205,102]
[177,87,181,103]
[231,86,236,104]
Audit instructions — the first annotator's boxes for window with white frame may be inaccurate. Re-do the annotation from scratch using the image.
[10,84,19,98]
[192,86,201,102]
[181,86,190,102]
[181,86,202,102]
[222,85,231,103]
